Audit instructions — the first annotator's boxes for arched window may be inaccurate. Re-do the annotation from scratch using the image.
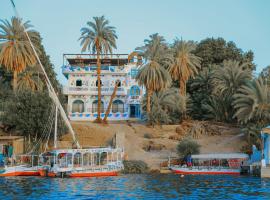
[72,100,84,113]
[76,80,82,87]
[96,80,102,87]
[92,100,104,113]
[130,85,140,96]
[112,100,124,113]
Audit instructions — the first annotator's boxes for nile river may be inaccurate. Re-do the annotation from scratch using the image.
[0,175,269,199]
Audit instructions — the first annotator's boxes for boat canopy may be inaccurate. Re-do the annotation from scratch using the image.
[48,147,123,155]
[192,153,249,159]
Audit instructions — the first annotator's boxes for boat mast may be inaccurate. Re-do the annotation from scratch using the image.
[54,105,58,149]
[9,0,81,148]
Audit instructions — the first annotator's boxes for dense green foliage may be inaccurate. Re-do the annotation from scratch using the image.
[0,17,65,151]
[136,34,270,148]
[142,88,186,126]
[177,138,200,157]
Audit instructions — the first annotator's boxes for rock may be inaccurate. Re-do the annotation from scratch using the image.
[143,141,166,151]
[169,134,182,141]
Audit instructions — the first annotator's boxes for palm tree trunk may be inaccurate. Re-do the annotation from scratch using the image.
[96,48,102,123]
[179,79,187,119]
[103,82,119,123]
[179,79,186,96]
[147,89,152,113]
[13,71,18,92]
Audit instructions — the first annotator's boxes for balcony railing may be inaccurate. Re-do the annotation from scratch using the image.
[62,65,128,74]
[63,86,126,95]
[89,87,124,92]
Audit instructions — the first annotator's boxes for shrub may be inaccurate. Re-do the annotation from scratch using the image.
[1,91,67,147]
[143,133,152,139]
[122,160,149,174]
[177,137,200,157]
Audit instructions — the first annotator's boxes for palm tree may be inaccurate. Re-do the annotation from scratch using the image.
[136,34,172,114]
[189,68,213,119]
[233,77,270,124]
[168,39,201,96]
[103,80,120,123]
[79,16,117,122]
[212,60,251,97]
[0,17,38,91]
[17,69,43,91]
[202,93,232,122]
[142,88,186,126]
[202,60,252,123]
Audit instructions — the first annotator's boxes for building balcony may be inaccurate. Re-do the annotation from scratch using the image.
[62,65,128,76]
[63,86,126,95]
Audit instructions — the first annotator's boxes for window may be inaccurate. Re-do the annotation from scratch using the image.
[130,85,140,96]
[76,80,82,87]
[96,80,102,87]
[112,100,124,113]
[92,100,104,113]
[72,100,84,113]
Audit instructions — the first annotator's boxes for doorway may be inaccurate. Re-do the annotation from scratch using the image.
[129,104,140,118]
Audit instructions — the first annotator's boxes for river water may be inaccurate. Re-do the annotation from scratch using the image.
[0,174,269,199]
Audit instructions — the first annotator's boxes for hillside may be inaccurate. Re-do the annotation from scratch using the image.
[60,120,247,170]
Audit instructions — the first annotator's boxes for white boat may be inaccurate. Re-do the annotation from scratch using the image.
[169,153,249,175]
[0,155,39,176]
[38,148,124,178]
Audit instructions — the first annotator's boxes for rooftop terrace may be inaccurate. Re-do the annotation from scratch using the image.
[63,54,130,66]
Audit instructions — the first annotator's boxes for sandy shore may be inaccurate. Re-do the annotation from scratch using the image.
[60,121,246,170]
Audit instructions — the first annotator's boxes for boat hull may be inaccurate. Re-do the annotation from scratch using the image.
[69,171,118,178]
[170,166,240,175]
[38,167,119,178]
[0,166,39,177]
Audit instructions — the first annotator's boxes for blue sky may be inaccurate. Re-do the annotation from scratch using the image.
[1,0,270,84]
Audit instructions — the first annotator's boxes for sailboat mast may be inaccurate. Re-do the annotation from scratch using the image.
[9,0,81,148]
[54,105,58,149]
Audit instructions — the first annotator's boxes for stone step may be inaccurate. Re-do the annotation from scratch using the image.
[261,167,270,178]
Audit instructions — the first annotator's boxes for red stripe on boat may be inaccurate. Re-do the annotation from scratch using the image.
[69,171,118,177]
[173,170,240,175]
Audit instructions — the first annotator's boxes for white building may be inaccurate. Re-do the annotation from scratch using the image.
[62,53,144,121]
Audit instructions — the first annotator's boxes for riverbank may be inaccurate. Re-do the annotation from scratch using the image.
[59,120,247,170]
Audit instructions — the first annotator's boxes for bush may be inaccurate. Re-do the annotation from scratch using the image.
[122,160,149,174]
[1,91,67,146]
[177,137,200,157]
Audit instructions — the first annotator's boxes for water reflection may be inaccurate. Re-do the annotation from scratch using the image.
[0,175,270,199]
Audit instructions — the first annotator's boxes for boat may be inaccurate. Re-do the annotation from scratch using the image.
[38,148,124,178]
[0,155,39,176]
[169,153,249,175]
